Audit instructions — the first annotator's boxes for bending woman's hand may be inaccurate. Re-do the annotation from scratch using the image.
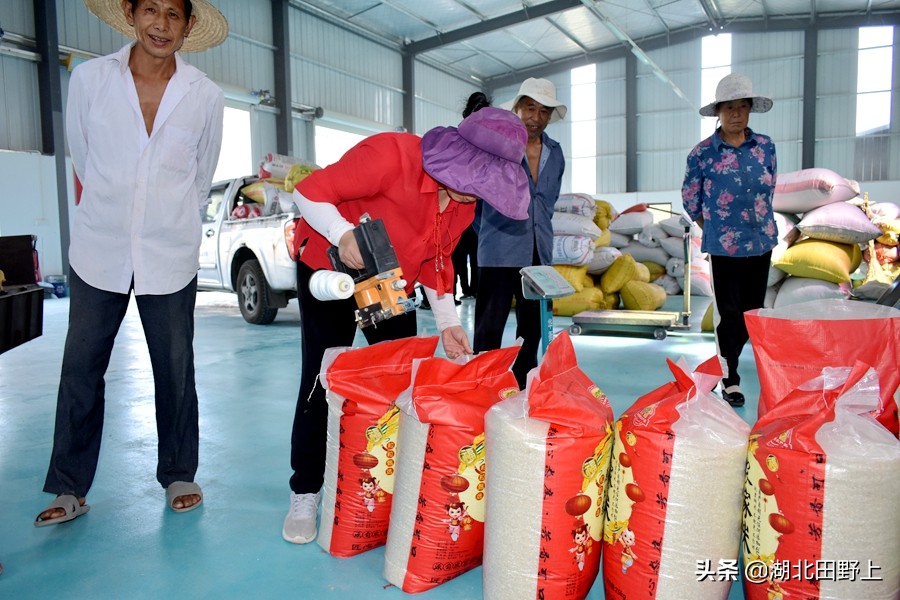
[441,326,473,360]
[337,230,365,269]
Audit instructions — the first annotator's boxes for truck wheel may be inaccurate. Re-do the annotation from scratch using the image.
[237,259,278,324]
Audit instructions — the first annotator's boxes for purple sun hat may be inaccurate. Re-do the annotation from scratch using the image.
[421,106,530,220]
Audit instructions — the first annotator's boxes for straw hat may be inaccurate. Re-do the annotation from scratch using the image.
[421,107,530,221]
[84,0,228,53]
[699,73,773,117]
[501,78,568,123]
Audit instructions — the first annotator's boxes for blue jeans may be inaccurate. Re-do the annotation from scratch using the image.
[43,269,199,497]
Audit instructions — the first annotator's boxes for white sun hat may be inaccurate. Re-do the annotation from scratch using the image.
[84,0,228,53]
[501,77,568,123]
[699,73,773,117]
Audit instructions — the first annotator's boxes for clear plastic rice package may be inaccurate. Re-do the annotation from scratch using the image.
[742,363,900,600]
[383,346,521,593]
[603,356,750,600]
[317,336,439,558]
[744,300,900,435]
[483,332,615,600]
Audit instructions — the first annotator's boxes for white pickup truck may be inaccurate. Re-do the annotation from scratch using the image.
[198,176,299,324]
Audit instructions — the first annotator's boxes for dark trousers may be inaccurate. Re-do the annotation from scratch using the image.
[451,226,478,297]
[290,261,417,494]
[709,252,771,389]
[44,269,199,498]
[473,266,541,389]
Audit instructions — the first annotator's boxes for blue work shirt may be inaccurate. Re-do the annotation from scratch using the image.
[682,127,778,257]
[476,133,565,267]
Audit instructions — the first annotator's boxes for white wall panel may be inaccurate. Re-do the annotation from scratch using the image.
[814,29,860,175]
[0,0,34,37]
[595,59,627,192]
[0,55,40,152]
[414,62,479,133]
[731,31,805,175]
[290,10,403,128]
[635,40,698,191]
[596,155,626,195]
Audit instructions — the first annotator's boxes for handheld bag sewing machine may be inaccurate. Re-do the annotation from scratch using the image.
[326,215,416,328]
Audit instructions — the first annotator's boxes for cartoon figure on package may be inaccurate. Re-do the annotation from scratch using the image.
[358,472,381,513]
[569,519,591,571]
[766,578,786,600]
[616,526,638,574]
[444,496,468,542]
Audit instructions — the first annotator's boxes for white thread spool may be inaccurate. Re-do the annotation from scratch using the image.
[309,271,354,301]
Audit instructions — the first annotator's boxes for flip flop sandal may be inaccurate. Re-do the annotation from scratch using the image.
[166,481,203,513]
[34,494,90,527]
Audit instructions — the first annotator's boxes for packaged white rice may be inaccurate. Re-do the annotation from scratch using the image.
[742,365,900,600]
[603,356,750,600]
[383,347,520,593]
[483,333,614,600]
[317,337,438,558]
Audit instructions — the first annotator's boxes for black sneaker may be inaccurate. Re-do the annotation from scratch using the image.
[722,389,745,407]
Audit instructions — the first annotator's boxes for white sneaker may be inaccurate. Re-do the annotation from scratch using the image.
[282,492,321,544]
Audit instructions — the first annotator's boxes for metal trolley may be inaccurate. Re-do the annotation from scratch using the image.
[568,213,695,340]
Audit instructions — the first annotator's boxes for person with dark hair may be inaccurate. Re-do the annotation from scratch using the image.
[682,73,777,408]
[282,107,530,545]
[35,0,228,526]
[450,92,492,303]
[473,78,567,389]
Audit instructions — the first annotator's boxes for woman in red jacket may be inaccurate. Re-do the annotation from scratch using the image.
[283,107,529,544]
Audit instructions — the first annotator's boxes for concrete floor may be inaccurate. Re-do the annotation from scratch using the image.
[0,290,756,599]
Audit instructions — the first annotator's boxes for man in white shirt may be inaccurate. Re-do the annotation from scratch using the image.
[35,0,227,526]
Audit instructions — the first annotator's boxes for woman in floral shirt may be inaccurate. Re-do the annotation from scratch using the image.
[682,73,777,407]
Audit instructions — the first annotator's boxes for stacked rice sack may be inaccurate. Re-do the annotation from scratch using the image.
[550,194,607,315]
[383,346,521,593]
[766,167,886,308]
[317,336,439,558]
[552,198,702,316]
[603,356,750,600]
[483,332,614,600]
[608,205,711,300]
[233,152,320,217]
[854,200,900,300]
[742,363,899,600]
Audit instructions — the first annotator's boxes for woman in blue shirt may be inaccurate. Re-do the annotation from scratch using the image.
[682,73,778,407]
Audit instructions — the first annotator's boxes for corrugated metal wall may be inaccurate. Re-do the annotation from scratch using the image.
[733,31,805,174]
[0,54,41,151]
[414,62,481,133]
[597,58,627,194]
[290,10,403,130]
[638,40,698,192]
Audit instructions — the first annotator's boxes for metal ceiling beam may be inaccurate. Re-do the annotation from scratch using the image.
[696,0,723,31]
[379,0,441,33]
[642,0,671,35]
[579,0,695,110]
[485,10,900,88]
[547,17,591,52]
[406,0,582,54]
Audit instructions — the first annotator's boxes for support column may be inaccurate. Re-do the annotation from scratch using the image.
[625,52,638,192]
[35,0,70,271]
[273,0,293,155]
[402,50,415,133]
[801,25,818,169]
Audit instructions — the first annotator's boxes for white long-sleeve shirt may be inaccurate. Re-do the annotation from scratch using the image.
[66,43,224,295]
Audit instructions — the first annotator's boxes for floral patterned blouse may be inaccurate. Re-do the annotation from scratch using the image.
[682,127,778,257]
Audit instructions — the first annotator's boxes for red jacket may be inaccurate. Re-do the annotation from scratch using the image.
[292,132,475,295]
